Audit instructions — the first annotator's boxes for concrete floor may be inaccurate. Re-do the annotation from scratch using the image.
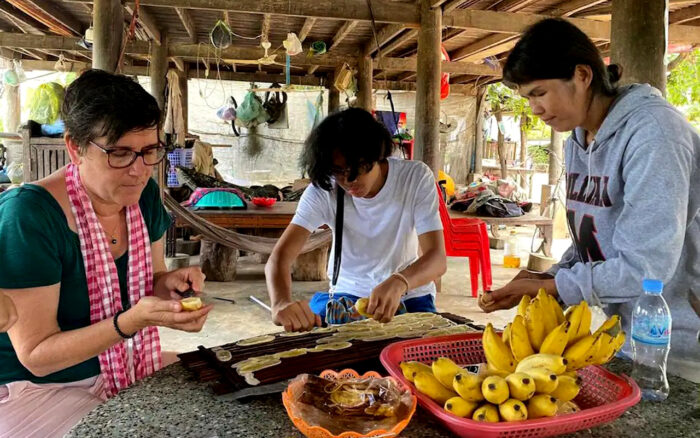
[160,226,573,353]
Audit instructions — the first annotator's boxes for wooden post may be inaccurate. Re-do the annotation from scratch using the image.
[414,0,441,173]
[495,110,507,179]
[92,0,123,72]
[549,129,564,186]
[548,129,568,238]
[356,52,373,112]
[519,115,528,166]
[150,33,168,110]
[473,87,486,179]
[611,0,668,94]
[328,71,341,113]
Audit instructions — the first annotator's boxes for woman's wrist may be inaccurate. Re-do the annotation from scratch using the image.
[390,273,410,296]
[118,307,145,335]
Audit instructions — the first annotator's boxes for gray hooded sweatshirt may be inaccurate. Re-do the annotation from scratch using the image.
[550,84,700,380]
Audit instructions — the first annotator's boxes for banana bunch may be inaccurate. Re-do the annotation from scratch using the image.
[400,356,582,423]
[486,290,626,376]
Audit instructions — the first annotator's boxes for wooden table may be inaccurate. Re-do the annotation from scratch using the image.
[449,210,554,256]
[175,202,329,281]
[174,202,298,229]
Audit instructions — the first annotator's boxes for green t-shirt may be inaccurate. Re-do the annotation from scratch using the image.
[0,178,171,385]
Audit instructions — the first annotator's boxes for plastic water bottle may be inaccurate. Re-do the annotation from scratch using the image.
[630,279,671,401]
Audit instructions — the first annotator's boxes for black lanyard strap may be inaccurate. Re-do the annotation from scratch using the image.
[331,185,344,290]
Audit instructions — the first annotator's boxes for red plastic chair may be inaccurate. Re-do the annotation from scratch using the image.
[436,183,492,297]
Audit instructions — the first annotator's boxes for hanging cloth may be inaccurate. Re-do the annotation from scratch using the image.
[164,69,186,141]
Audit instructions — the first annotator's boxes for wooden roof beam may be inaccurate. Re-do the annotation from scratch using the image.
[63,0,420,27]
[298,17,317,42]
[546,0,607,17]
[308,19,358,74]
[375,57,502,76]
[364,23,406,56]
[379,29,419,56]
[9,0,83,35]
[374,80,474,94]
[0,2,46,35]
[670,4,700,24]
[175,8,196,43]
[171,56,185,72]
[125,3,161,45]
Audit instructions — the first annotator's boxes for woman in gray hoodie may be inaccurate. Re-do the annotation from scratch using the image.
[480,18,699,382]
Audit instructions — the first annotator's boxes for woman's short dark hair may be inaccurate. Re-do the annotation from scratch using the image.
[503,18,622,96]
[300,107,395,191]
[62,69,161,152]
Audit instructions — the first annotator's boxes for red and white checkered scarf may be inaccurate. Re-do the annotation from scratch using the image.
[65,163,161,397]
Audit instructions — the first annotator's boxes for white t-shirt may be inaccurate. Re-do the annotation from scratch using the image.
[291,158,443,299]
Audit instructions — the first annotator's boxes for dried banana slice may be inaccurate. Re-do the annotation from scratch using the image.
[278,330,309,337]
[313,341,353,351]
[236,334,276,346]
[236,357,281,374]
[273,348,308,359]
[311,326,337,334]
[215,350,233,362]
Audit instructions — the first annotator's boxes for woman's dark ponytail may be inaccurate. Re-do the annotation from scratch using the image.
[503,18,621,96]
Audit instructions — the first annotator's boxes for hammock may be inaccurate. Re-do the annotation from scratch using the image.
[164,192,331,255]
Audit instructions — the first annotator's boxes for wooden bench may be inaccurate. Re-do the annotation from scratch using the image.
[449,210,554,257]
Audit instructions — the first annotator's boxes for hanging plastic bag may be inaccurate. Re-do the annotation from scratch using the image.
[6,161,23,184]
[235,91,269,128]
[216,96,238,121]
[27,82,65,124]
[283,33,303,56]
[263,83,288,128]
[210,20,233,49]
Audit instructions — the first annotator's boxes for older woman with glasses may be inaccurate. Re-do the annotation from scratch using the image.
[0,69,212,437]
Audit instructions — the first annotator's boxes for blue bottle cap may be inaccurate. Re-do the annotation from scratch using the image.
[642,279,663,294]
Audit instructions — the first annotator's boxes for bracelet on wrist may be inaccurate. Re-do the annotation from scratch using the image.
[391,272,411,295]
[113,310,136,339]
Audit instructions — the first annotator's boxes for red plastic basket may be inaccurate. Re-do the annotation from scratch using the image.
[380,333,641,438]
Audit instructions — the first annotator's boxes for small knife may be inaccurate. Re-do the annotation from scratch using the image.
[216,379,291,401]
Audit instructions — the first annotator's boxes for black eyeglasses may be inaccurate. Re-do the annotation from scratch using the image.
[89,140,167,169]
[330,162,375,180]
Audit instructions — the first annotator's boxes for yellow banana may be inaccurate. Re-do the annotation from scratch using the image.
[600,331,626,364]
[550,375,581,402]
[472,404,500,422]
[587,332,614,366]
[563,334,598,370]
[549,294,566,325]
[481,375,510,405]
[555,400,581,415]
[526,298,546,352]
[444,396,479,418]
[499,398,528,422]
[515,353,568,375]
[561,370,579,379]
[414,371,457,405]
[432,357,465,390]
[537,289,558,334]
[479,362,511,378]
[573,301,592,342]
[452,371,485,402]
[517,295,531,318]
[483,323,517,372]
[527,394,558,419]
[354,297,372,318]
[593,314,622,337]
[505,372,536,401]
[524,367,559,394]
[503,323,512,349]
[539,321,572,356]
[565,303,583,346]
[400,361,432,383]
[509,315,535,361]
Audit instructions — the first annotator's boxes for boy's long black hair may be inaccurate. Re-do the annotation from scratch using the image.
[503,18,621,96]
[301,108,395,191]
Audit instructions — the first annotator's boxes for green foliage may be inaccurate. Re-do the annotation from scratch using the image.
[528,144,550,165]
[486,83,550,139]
[666,49,700,130]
